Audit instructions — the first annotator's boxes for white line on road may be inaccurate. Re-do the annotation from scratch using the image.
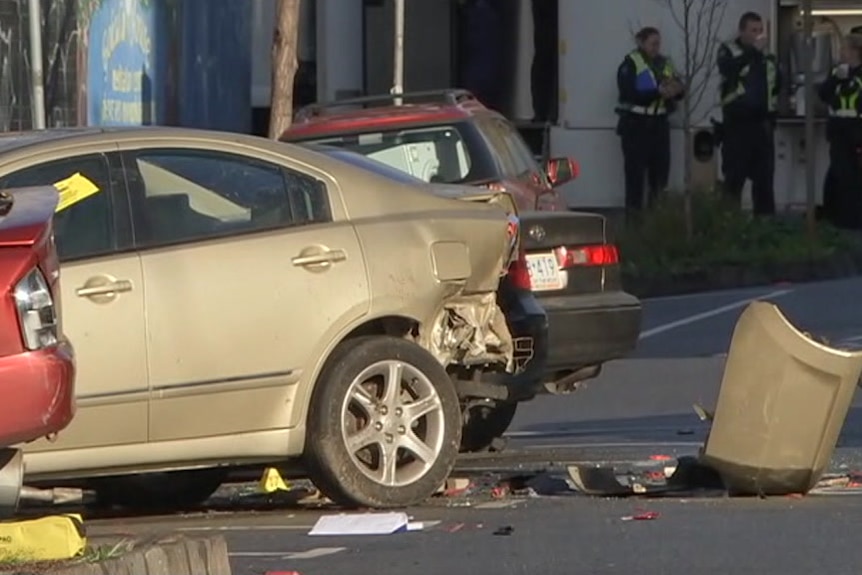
[518,440,703,450]
[229,547,347,559]
[643,286,779,303]
[506,427,705,438]
[474,500,519,509]
[177,525,313,532]
[638,288,793,340]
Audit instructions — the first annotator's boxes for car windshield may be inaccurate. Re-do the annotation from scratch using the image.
[296,123,487,185]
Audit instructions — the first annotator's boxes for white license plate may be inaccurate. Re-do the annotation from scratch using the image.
[525,252,562,291]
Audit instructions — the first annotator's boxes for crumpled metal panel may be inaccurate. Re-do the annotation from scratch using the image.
[701,301,862,496]
[428,292,514,371]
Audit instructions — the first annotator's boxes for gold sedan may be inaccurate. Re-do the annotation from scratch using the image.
[0,127,520,509]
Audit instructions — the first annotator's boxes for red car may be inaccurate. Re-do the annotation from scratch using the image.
[0,185,74,450]
[282,89,579,212]
[282,90,641,450]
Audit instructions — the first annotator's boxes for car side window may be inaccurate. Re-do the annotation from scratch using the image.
[125,148,330,247]
[492,119,548,185]
[0,154,115,261]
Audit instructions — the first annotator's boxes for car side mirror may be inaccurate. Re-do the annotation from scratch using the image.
[546,157,579,188]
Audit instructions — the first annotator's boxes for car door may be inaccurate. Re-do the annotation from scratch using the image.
[0,152,149,451]
[119,145,369,442]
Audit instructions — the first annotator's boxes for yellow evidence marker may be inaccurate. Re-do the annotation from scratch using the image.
[259,467,290,493]
[0,513,86,563]
[53,173,100,213]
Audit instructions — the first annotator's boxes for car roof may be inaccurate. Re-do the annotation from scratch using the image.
[284,89,497,140]
[0,126,360,176]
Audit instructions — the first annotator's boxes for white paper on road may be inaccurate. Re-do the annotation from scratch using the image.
[308,512,410,536]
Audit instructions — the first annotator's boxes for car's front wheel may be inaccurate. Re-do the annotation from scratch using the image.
[304,336,461,508]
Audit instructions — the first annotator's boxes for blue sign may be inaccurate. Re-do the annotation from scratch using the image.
[86,0,166,126]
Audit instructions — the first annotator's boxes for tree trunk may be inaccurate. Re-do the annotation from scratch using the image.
[268,0,301,139]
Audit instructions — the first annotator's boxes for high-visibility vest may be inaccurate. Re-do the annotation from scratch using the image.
[620,50,675,115]
[720,41,777,112]
[829,70,862,118]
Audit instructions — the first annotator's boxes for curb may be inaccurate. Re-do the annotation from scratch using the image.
[8,535,231,575]
[623,252,862,298]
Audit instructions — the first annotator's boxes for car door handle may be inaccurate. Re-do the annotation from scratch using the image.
[291,249,347,268]
[76,279,133,298]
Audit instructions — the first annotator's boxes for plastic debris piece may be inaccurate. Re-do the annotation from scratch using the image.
[265,572,301,575]
[440,477,471,497]
[446,522,465,533]
[493,525,514,536]
[621,511,659,521]
[490,485,508,499]
[259,467,290,493]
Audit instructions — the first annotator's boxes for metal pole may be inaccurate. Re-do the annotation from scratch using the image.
[27,0,45,130]
[802,0,816,237]
[392,0,404,105]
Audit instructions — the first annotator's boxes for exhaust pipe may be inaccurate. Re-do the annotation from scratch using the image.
[0,448,23,518]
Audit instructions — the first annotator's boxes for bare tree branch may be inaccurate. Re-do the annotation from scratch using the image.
[656,0,728,126]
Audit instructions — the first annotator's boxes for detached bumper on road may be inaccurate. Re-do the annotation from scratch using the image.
[540,290,642,374]
[0,340,75,447]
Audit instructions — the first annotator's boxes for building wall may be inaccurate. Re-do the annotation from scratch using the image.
[553,0,773,207]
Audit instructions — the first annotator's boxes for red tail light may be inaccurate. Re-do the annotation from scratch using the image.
[507,248,533,290]
[555,244,619,268]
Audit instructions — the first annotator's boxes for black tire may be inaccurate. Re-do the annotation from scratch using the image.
[91,468,227,510]
[460,401,518,453]
[304,336,461,508]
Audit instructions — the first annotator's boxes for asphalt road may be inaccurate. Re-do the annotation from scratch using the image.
[84,277,862,575]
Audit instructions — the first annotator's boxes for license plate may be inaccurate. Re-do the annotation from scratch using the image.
[525,252,562,291]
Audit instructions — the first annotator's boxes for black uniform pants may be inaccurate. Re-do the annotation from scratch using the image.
[721,120,775,215]
[619,113,670,211]
[823,119,862,229]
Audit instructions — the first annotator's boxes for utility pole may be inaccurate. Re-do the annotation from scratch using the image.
[802,0,816,238]
[27,0,45,129]
[392,0,404,105]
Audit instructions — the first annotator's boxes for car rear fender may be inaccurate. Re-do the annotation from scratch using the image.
[350,204,515,371]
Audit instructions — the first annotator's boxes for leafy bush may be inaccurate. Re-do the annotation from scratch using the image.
[618,190,862,277]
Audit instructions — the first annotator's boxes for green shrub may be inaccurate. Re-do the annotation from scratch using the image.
[618,189,862,277]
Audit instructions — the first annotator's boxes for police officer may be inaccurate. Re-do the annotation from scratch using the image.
[717,11,782,216]
[818,34,862,229]
[616,27,684,212]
